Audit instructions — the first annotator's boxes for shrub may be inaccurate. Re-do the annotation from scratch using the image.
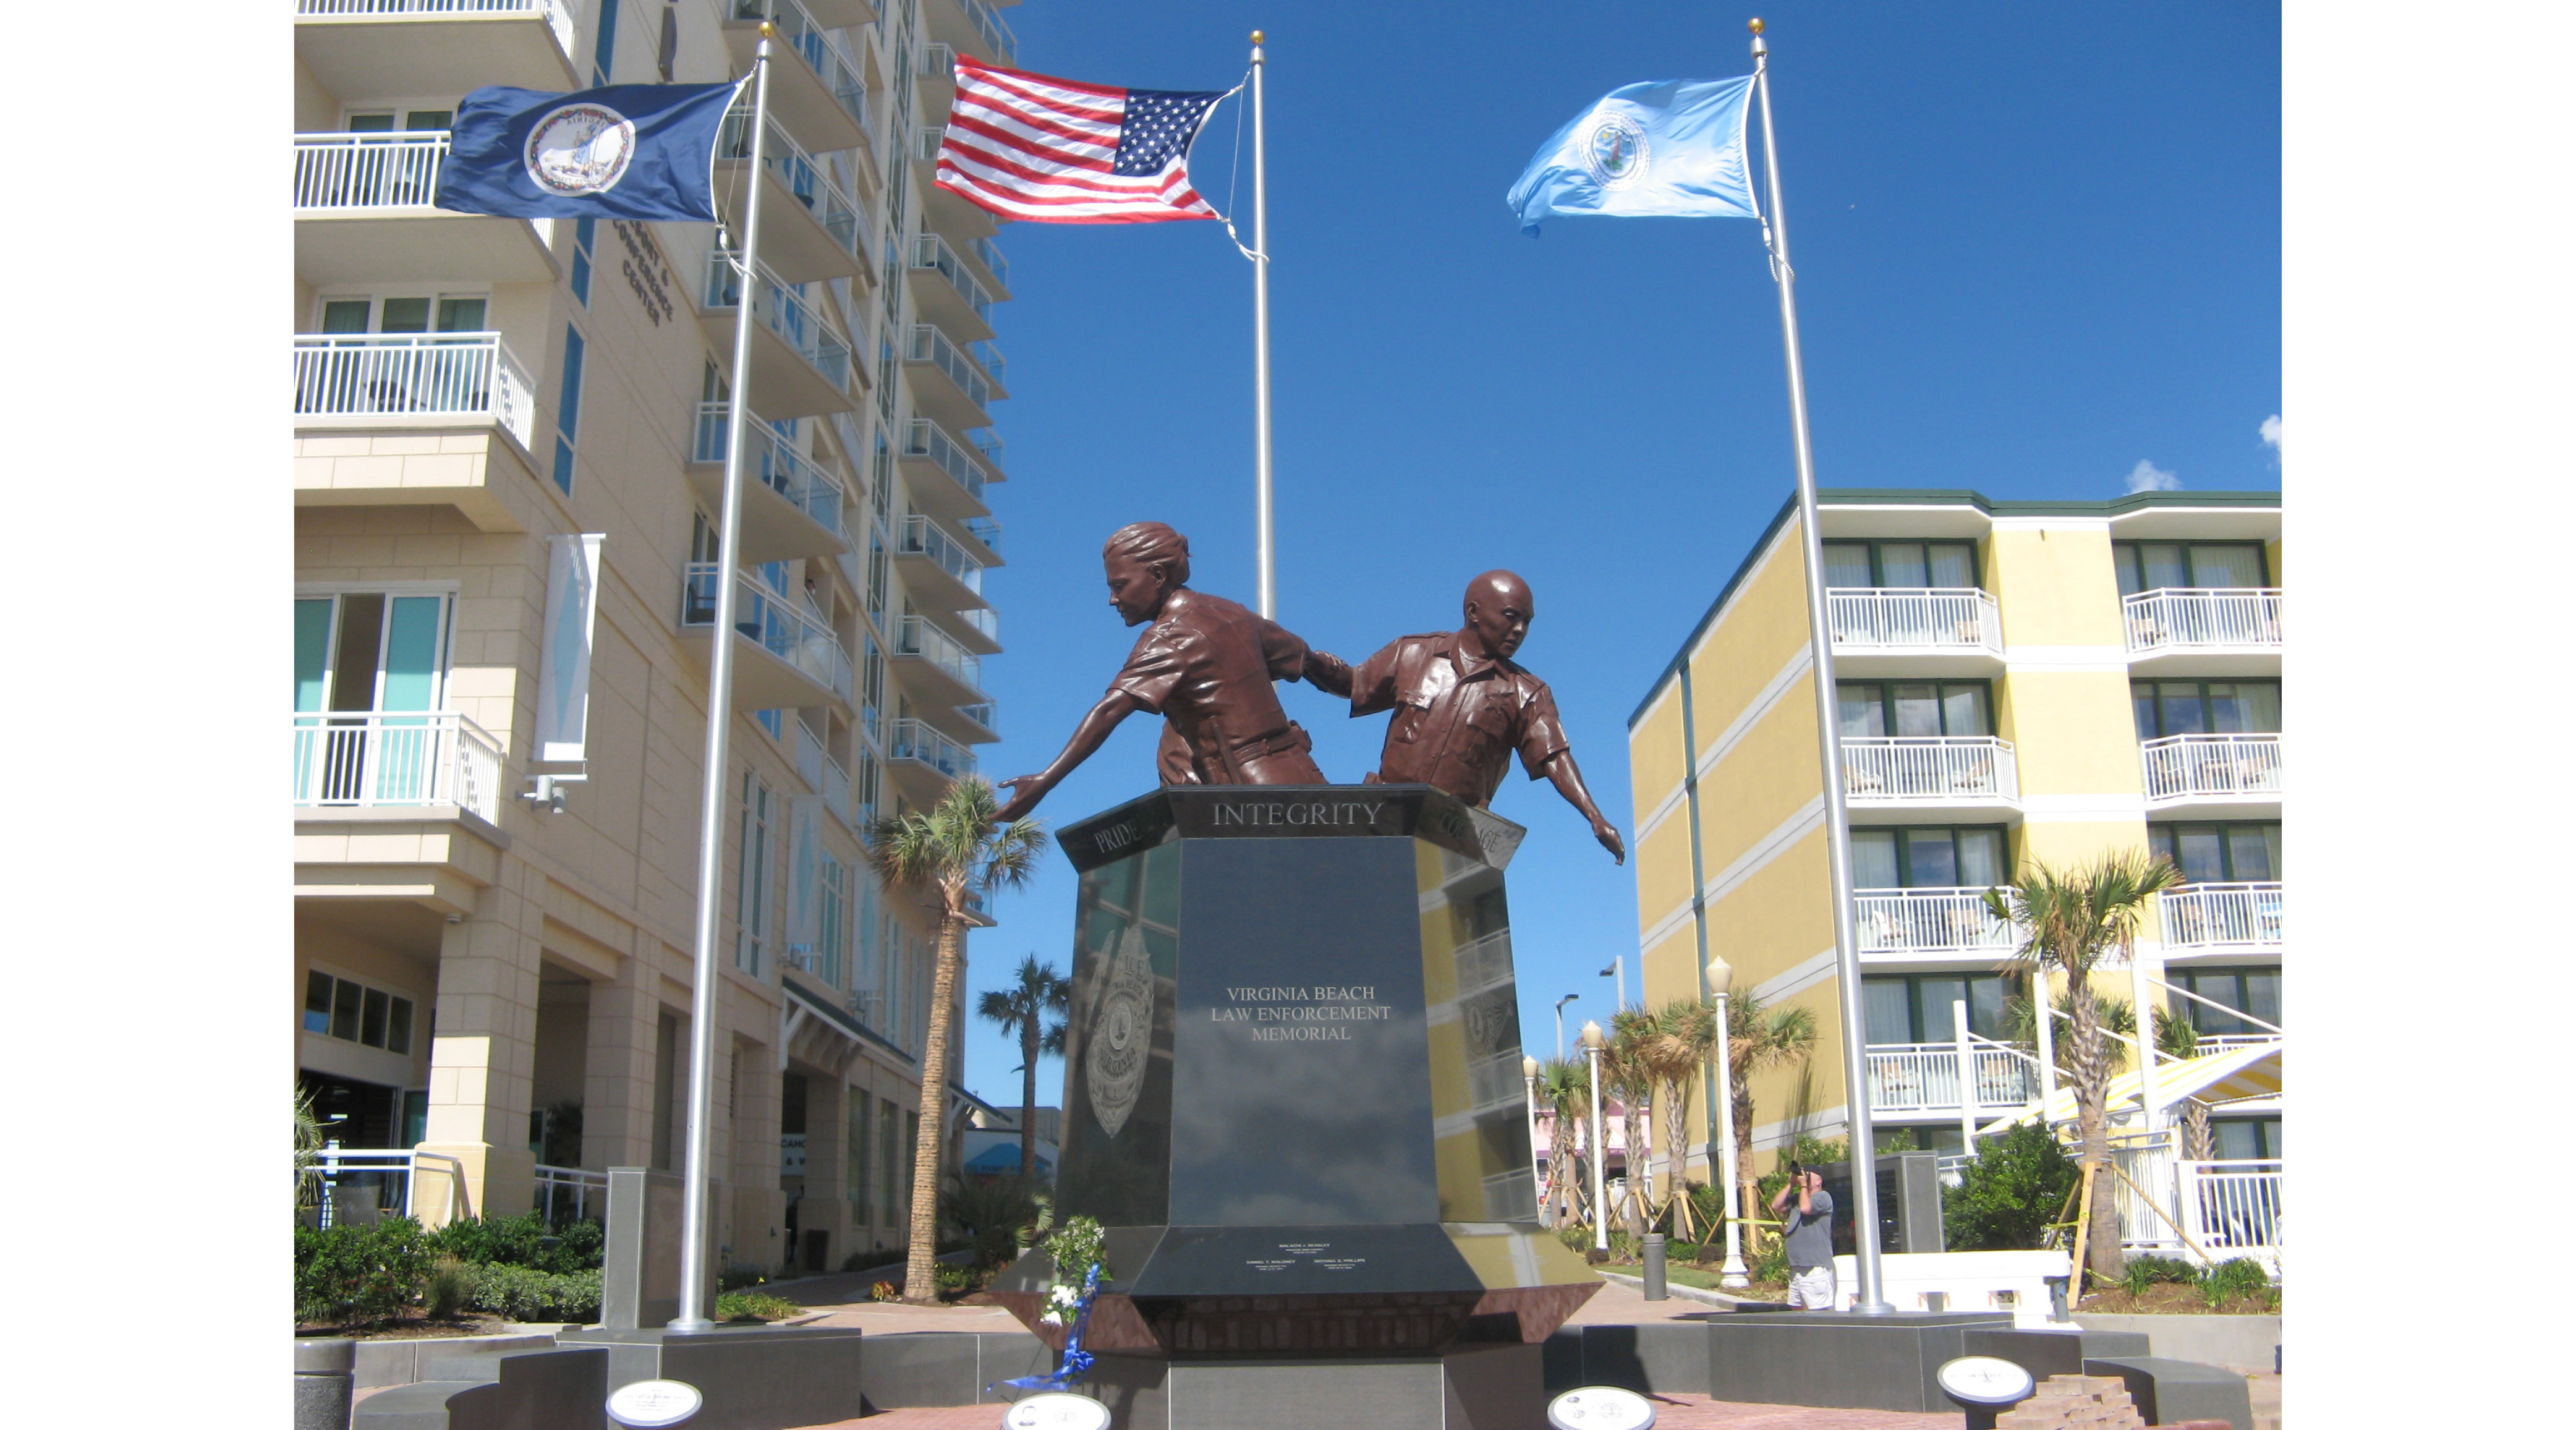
[426,1212,604,1274]
[869,1279,902,1303]
[939,1173,1041,1269]
[1554,1225,1589,1255]
[716,1290,804,1322]
[1666,1242,1701,1263]
[1752,1244,1788,1283]
[1941,1125,2080,1252]
[426,1258,472,1319]
[718,1264,773,1292]
[295,1217,434,1326]
[2120,1254,2198,1297]
[933,1261,978,1294]
[1605,1230,1634,1261]
[2198,1257,2272,1308]
[464,1264,604,1322]
[1686,1181,1729,1232]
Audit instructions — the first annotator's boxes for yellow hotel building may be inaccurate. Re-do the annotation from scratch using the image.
[1628,488,2283,1184]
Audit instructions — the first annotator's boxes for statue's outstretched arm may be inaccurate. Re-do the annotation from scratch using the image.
[1541,749,1626,864]
[995,691,1142,822]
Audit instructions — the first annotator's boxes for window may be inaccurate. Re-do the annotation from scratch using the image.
[878,1097,902,1225]
[571,217,597,305]
[303,969,415,1055]
[738,772,774,975]
[2209,1116,2282,1160]
[1850,825,2007,889]
[295,592,453,714]
[819,857,848,989]
[2169,966,2281,1036]
[2114,541,2269,596]
[2149,823,2281,883]
[344,109,453,132]
[1822,540,1978,589]
[553,325,587,494]
[847,1097,872,1216]
[315,292,487,335]
[2131,680,2281,739]
[1862,973,2008,1044]
[1838,681,1992,738]
[592,0,621,85]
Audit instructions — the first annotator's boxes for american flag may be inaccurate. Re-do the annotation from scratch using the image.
[935,54,1227,224]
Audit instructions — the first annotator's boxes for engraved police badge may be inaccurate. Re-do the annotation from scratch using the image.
[524,102,637,197]
[1581,110,1650,191]
[1084,924,1154,1138]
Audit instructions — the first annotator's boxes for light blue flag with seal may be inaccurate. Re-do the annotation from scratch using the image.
[1507,76,1758,236]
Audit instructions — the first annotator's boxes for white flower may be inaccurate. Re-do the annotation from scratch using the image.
[1039,1311,1063,1327]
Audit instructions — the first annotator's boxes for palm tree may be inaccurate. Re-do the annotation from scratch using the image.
[867,777,1048,1306]
[1604,1010,1659,1239]
[1717,987,1817,1246]
[1638,998,1717,1238]
[976,953,1071,1185]
[1536,1055,1590,1228]
[1983,849,2182,1289]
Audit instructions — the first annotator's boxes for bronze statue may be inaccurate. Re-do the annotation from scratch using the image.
[995,522,1352,822]
[1348,570,1626,862]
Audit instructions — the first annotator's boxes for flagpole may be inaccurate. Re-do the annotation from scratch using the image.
[1248,29,1275,619]
[1748,16,1892,1315]
[673,22,775,1335]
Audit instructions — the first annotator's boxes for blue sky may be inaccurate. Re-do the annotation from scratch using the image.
[946,1,2281,1111]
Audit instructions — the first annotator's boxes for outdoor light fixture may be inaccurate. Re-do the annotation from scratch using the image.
[1523,1055,1544,1220]
[1554,993,1581,1059]
[521,772,585,813]
[1706,955,1749,1288]
[1581,1019,1608,1253]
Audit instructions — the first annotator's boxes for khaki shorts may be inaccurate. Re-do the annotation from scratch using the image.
[1786,1264,1837,1309]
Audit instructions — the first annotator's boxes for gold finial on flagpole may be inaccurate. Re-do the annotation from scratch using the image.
[1748,17,1764,34]
[758,20,776,38]
[1251,30,1264,44]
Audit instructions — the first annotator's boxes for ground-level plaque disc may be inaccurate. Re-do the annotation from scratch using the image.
[1001,1392,1113,1429]
[606,1379,702,1428]
[1547,1385,1656,1430]
[1936,1355,2036,1407]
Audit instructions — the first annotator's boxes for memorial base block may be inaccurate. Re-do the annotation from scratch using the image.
[1068,1342,1544,1430]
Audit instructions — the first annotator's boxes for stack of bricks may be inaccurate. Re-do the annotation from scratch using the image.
[1996,1374,2148,1430]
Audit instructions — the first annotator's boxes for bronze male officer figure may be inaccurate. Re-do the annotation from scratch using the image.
[1349,570,1625,862]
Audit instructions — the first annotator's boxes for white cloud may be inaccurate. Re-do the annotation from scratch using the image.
[2259,414,2282,451]
[2124,459,2182,494]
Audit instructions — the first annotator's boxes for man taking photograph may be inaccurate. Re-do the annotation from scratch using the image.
[1769,1167,1838,1311]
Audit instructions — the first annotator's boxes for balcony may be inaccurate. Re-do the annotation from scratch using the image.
[791,720,864,832]
[888,613,988,713]
[969,236,1010,294]
[2159,882,2284,955]
[293,134,559,285]
[908,234,999,341]
[715,114,867,284]
[690,405,849,561]
[723,0,870,154]
[295,0,576,96]
[883,717,976,807]
[702,253,859,417]
[951,699,999,742]
[894,514,990,616]
[903,324,1005,431]
[1842,737,2018,812]
[292,711,503,825]
[958,517,1003,562]
[899,419,998,518]
[679,564,854,711]
[801,0,878,30]
[2125,589,2284,674]
[293,333,543,531]
[1864,1044,2036,1115]
[1854,888,2015,958]
[2141,733,2281,811]
[1826,588,2004,676]
[930,0,1016,66]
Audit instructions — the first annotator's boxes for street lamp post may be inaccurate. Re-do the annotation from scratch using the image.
[1582,1019,1609,1254]
[1554,994,1581,1060]
[1521,1055,1544,1222]
[1600,955,1625,1012]
[1707,956,1749,1289]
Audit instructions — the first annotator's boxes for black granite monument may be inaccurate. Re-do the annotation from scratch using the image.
[990,785,1597,1429]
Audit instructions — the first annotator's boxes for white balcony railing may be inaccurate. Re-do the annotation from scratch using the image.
[2179,1159,2281,1256]
[2159,882,2284,949]
[705,253,853,393]
[532,1162,606,1225]
[1827,588,2003,655]
[2141,733,2282,803]
[1854,888,2015,953]
[1864,1044,2036,1113]
[1842,736,2018,801]
[682,564,853,701]
[729,0,869,132]
[960,0,1017,64]
[902,419,993,502]
[293,132,456,211]
[892,615,986,697]
[886,717,976,780]
[911,233,997,325]
[304,1147,473,1229]
[295,0,574,53]
[293,333,537,448]
[971,235,1009,289]
[963,517,1002,555]
[692,404,846,537]
[292,711,504,823]
[718,113,865,265]
[2124,589,2284,655]
[906,323,996,407]
[898,514,985,595]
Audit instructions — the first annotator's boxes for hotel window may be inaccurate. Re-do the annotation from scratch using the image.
[553,325,587,495]
[2131,679,2280,739]
[2169,965,2281,1037]
[1822,540,1978,589]
[819,857,848,989]
[314,291,487,336]
[1850,825,2007,890]
[847,1097,872,1217]
[2113,541,2268,596]
[2211,1116,2282,1161]
[571,218,597,305]
[1861,973,2008,1044]
[591,0,621,85]
[2149,822,2281,884]
[737,772,774,976]
[1837,681,1992,738]
[303,971,415,1055]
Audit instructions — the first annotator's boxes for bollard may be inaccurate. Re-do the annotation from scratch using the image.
[294,1338,355,1430]
[1641,1233,1667,1301]
[2044,1274,2070,1323]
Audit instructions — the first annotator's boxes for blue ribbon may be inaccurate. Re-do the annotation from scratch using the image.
[993,1265,1101,1394]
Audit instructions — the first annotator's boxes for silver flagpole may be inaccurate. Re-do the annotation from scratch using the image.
[1748,17,1892,1314]
[674,22,776,1334]
[1248,29,1275,619]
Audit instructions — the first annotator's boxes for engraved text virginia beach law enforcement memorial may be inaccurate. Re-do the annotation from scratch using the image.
[1209,985,1393,1042]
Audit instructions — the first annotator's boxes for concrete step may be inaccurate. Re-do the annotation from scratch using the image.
[352,1379,487,1430]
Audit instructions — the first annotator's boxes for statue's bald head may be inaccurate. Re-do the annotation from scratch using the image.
[1461,569,1534,660]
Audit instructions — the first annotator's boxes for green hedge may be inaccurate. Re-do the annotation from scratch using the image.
[426,1212,604,1274]
[463,1264,604,1322]
[296,1217,433,1326]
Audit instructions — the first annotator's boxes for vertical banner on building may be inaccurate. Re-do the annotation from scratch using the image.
[787,794,823,968]
[535,533,606,761]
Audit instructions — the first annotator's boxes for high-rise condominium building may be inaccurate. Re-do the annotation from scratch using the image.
[1626,488,2282,1248]
[293,0,1026,1275]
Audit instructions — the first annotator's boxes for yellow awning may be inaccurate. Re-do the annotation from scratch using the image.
[1985,1040,2282,1132]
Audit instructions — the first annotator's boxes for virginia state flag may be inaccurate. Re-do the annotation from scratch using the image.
[436,81,741,221]
[1508,76,1758,236]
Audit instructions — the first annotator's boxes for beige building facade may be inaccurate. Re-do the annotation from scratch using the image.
[292,0,1027,1275]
